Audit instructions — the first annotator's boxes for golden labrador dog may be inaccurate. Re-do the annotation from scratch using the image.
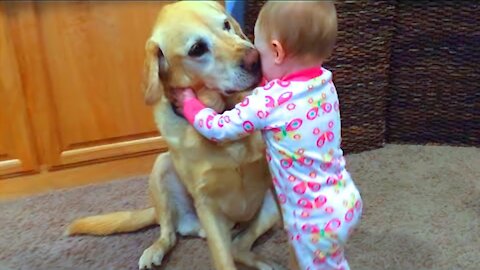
[66,1,280,270]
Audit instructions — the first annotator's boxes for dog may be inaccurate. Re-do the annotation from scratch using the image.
[66,2,280,270]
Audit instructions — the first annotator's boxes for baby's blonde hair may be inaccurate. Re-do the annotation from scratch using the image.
[256,1,338,61]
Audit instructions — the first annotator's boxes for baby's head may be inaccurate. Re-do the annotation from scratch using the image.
[254,1,337,80]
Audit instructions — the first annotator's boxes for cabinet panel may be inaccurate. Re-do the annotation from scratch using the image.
[0,4,38,177]
[4,1,172,169]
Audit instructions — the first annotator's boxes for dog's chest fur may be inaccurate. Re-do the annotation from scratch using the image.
[153,98,270,220]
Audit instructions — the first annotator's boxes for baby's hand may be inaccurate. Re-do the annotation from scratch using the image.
[171,88,196,116]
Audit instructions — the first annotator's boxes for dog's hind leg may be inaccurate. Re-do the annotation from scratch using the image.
[232,189,282,270]
[138,153,182,269]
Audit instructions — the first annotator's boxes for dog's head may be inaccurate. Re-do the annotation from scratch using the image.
[143,1,261,105]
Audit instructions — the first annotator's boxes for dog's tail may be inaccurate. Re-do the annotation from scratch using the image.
[64,207,156,236]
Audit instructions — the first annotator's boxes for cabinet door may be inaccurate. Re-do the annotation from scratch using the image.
[5,1,172,169]
[0,5,38,177]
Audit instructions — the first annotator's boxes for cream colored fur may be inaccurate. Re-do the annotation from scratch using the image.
[66,2,281,270]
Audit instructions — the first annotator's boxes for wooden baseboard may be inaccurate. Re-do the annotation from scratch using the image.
[0,153,160,201]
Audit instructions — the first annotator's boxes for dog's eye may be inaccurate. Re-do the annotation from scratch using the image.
[188,41,208,57]
[224,20,231,31]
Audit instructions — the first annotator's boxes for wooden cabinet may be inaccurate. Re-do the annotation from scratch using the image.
[0,7,38,176]
[0,1,173,180]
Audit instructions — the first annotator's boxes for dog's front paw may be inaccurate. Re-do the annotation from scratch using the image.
[138,244,165,269]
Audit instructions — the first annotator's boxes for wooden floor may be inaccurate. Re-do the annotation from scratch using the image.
[0,153,158,201]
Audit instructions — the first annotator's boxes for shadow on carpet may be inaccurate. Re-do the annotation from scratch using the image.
[0,145,479,270]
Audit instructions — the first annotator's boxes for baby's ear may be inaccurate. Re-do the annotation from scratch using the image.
[271,40,285,64]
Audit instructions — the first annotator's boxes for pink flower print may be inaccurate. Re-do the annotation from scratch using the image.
[217,116,225,127]
[235,108,241,116]
[265,91,292,108]
[265,96,275,108]
[326,175,347,193]
[277,193,287,204]
[287,103,296,111]
[334,101,340,112]
[325,218,341,232]
[355,199,362,211]
[297,195,327,209]
[256,110,269,119]
[288,175,296,182]
[263,80,275,90]
[345,208,355,222]
[330,246,343,259]
[272,118,303,141]
[313,245,342,265]
[278,91,293,105]
[293,181,322,195]
[301,223,321,234]
[277,80,291,88]
[224,116,231,123]
[322,102,333,113]
[328,121,335,129]
[288,231,301,242]
[306,93,330,120]
[308,181,321,191]
[299,210,310,218]
[325,206,335,214]
[299,156,314,167]
[198,119,204,128]
[278,148,313,169]
[303,219,339,244]
[316,131,334,148]
[343,194,362,222]
[206,115,214,129]
[320,161,333,172]
[242,121,255,133]
[313,250,327,264]
[240,97,250,107]
[279,155,293,169]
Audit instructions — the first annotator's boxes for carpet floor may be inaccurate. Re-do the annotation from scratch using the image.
[0,144,479,270]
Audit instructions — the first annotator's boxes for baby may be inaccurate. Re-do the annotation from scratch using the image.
[174,1,362,269]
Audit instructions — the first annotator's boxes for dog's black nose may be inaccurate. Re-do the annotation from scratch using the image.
[240,48,261,74]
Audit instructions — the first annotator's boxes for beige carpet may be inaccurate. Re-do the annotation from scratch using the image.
[0,145,479,270]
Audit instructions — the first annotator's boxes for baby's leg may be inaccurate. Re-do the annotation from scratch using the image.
[290,236,350,270]
[289,198,363,269]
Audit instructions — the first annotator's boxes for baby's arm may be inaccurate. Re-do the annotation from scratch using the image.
[181,89,267,142]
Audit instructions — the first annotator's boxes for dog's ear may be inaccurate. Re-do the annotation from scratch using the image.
[228,15,249,41]
[143,40,167,105]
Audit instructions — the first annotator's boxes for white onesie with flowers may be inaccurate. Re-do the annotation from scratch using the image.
[183,67,363,270]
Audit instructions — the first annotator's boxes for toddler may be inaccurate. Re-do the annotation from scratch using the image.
[174,2,362,269]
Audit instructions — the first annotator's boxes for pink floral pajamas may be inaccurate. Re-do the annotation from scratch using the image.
[184,67,362,270]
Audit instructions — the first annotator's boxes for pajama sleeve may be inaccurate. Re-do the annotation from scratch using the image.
[183,91,267,142]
